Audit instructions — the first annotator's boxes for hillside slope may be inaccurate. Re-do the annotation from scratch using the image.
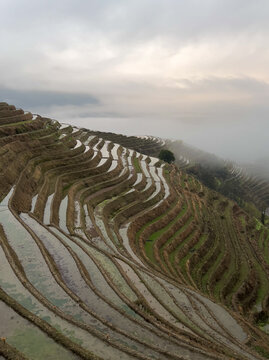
[0,103,269,359]
[166,140,269,217]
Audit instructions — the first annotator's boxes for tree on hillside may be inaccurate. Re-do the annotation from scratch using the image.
[159,149,175,164]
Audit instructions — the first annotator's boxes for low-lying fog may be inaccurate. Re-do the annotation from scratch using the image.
[5,82,269,172]
[1,0,269,175]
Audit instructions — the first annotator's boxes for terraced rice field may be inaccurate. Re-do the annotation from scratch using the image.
[166,139,269,214]
[227,163,269,212]
[0,103,269,359]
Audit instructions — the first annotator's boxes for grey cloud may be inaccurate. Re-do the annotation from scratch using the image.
[176,77,269,94]
[0,87,99,110]
[1,0,269,45]
[0,0,269,166]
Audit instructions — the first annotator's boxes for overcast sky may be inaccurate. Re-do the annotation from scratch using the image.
[1,0,269,163]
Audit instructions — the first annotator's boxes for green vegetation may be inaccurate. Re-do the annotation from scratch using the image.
[133,157,142,172]
[186,163,269,221]
[158,149,175,164]
[1,102,269,359]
